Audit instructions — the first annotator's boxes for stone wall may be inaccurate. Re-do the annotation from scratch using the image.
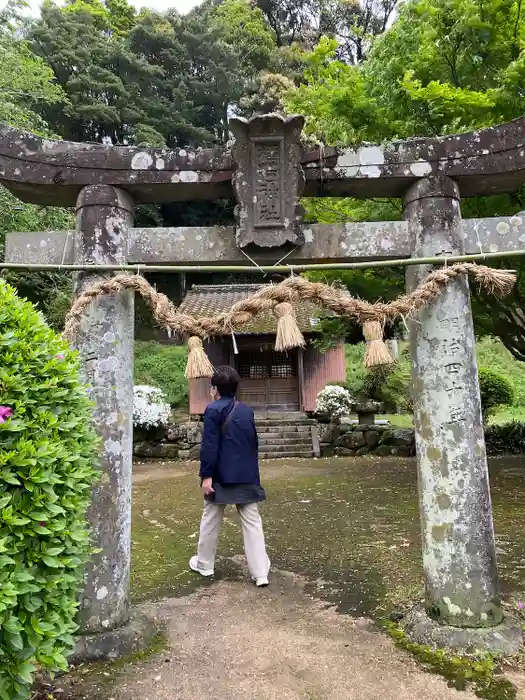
[318,422,523,458]
[134,422,202,460]
[133,420,415,461]
[133,419,520,461]
[319,423,415,458]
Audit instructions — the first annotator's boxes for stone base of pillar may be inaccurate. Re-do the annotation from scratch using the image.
[401,607,522,656]
[69,610,162,664]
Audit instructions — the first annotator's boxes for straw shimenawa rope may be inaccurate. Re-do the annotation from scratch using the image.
[62,263,516,374]
[64,263,515,338]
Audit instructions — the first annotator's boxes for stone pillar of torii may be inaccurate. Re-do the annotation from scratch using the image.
[2,113,524,655]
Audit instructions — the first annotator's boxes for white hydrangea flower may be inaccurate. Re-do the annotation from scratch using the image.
[316,385,353,419]
[133,385,171,429]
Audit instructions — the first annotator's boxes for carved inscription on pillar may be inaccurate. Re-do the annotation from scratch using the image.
[438,317,468,423]
[230,114,305,248]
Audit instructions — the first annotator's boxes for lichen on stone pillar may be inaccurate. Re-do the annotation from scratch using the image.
[404,175,502,629]
[73,184,135,634]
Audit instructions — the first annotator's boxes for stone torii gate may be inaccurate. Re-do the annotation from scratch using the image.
[3,113,525,654]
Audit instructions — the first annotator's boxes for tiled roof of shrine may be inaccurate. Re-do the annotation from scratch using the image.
[178,284,325,335]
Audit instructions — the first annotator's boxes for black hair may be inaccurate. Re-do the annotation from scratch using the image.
[211,365,240,398]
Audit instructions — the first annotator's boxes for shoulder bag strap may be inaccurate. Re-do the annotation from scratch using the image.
[221,400,238,434]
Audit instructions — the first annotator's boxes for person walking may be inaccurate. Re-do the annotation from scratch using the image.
[189,365,270,587]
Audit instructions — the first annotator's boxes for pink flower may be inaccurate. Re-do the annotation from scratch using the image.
[56,353,65,361]
[517,600,525,610]
[0,406,12,423]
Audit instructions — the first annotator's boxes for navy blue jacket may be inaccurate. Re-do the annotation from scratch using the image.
[199,397,260,485]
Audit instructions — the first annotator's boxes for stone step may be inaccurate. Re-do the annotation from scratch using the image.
[259,438,312,448]
[259,444,312,454]
[257,425,313,434]
[260,450,314,459]
[258,429,312,439]
[255,412,309,422]
[259,432,312,442]
[256,418,316,427]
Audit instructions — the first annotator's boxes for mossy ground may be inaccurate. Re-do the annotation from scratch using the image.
[32,632,169,699]
[383,622,518,700]
[131,455,525,617]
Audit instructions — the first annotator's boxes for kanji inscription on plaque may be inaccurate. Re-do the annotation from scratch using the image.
[230,113,305,248]
[252,139,284,227]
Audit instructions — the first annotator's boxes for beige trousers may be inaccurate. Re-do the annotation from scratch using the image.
[196,501,269,579]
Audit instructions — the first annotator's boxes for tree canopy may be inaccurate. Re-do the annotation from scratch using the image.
[285,0,525,142]
[0,1,74,327]
[283,0,525,358]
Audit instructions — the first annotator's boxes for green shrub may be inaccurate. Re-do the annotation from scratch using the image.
[383,362,413,413]
[0,280,98,700]
[478,367,515,421]
[377,363,514,418]
[345,343,412,412]
[345,344,367,396]
[362,365,394,402]
[347,341,520,420]
[134,341,188,408]
[485,421,525,455]
[477,336,525,409]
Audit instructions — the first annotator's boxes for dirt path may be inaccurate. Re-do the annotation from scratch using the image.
[132,457,348,484]
[74,566,487,700]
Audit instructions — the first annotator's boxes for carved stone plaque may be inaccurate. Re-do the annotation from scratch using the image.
[230,114,305,248]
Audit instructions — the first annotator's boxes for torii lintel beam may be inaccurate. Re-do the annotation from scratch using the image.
[1,114,525,206]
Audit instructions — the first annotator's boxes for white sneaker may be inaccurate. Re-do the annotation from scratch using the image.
[252,557,271,586]
[189,556,214,577]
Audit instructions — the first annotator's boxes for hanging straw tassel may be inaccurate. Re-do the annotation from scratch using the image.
[362,320,395,369]
[185,336,214,379]
[274,302,306,351]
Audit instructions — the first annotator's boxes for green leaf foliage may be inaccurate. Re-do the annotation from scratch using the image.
[478,367,515,420]
[285,0,525,143]
[346,340,520,419]
[28,0,285,147]
[134,341,188,408]
[484,421,525,454]
[0,280,98,700]
[0,185,74,331]
[0,1,67,136]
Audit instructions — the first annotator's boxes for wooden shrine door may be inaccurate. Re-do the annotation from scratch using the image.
[237,348,299,415]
